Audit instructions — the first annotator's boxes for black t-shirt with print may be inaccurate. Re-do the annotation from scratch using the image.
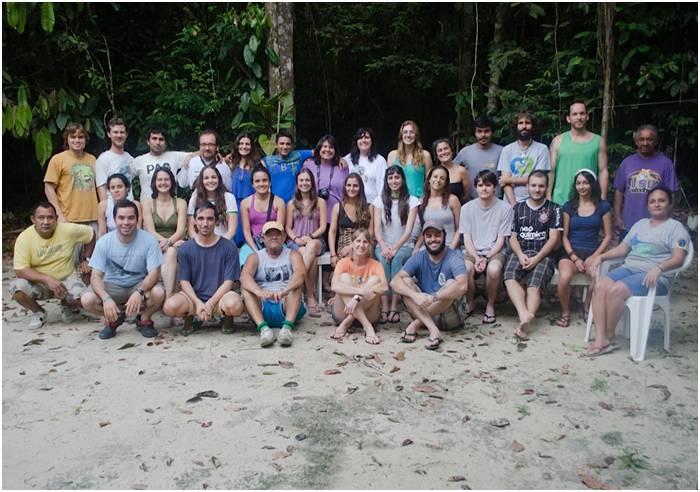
[511,199,563,253]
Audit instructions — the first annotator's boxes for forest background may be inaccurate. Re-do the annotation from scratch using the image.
[2,2,697,220]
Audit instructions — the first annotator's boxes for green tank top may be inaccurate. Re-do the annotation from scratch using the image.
[552,131,601,205]
[152,197,179,238]
[394,157,425,198]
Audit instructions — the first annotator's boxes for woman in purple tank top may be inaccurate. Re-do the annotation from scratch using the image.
[239,166,286,267]
[285,168,327,315]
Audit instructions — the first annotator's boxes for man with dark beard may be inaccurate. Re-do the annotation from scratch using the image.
[497,111,551,206]
[391,220,469,350]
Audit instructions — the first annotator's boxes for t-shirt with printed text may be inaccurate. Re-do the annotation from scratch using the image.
[511,199,563,254]
[497,141,550,203]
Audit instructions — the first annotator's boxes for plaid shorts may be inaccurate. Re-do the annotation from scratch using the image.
[503,251,555,291]
[433,295,469,331]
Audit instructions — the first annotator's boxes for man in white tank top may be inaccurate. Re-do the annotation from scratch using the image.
[240,221,307,347]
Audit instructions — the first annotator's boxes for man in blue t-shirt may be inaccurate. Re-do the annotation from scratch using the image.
[391,220,469,350]
[81,199,165,339]
[262,130,313,203]
[163,202,244,335]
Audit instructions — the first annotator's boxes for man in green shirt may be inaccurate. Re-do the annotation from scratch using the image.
[548,101,608,205]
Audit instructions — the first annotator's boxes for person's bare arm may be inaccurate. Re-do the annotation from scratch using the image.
[285,250,307,292]
[461,168,471,202]
[97,201,108,238]
[275,198,286,227]
[170,198,188,244]
[501,172,517,207]
[240,198,257,251]
[423,150,433,173]
[89,268,119,322]
[449,195,461,250]
[224,212,237,240]
[531,229,561,266]
[97,185,107,202]
[312,198,327,238]
[548,135,561,200]
[328,203,340,265]
[392,206,418,250]
[613,190,625,230]
[44,183,66,222]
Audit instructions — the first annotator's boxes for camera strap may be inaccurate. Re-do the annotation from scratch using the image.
[316,162,335,189]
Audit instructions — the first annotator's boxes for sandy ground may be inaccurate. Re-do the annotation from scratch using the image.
[2,260,697,490]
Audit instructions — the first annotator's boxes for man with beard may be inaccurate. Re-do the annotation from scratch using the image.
[11,202,95,329]
[504,171,562,339]
[240,221,307,347]
[454,115,503,200]
[163,202,243,335]
[613,124,679,237]
[183,129,232,193]
[81,200,165,339]
[391,220,469,350]
[548,101,608,205]
[497,111,550,206]
[95,117,134,201]
[130,127,193,202]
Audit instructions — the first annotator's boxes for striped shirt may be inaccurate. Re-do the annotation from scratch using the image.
[512,199,563,253]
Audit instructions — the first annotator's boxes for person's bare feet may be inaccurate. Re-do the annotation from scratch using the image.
[363,325,380,345]
[331,317,352,340]
[514,312,534,339]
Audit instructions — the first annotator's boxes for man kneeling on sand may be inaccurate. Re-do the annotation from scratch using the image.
[11,202,95,329]
[240,221,306,347]
[391,220,469,350]
[504,170,562,339]
[163,202,244,335]
[81,199,166,339]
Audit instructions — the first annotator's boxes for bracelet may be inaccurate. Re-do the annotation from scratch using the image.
[101,295,112,303]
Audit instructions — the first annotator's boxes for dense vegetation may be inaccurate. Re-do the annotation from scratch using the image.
[3,2,697,212]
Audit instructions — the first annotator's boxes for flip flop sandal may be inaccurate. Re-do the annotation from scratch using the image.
[425,337,442,350]
[307,305,323,318]
[400,330,418,343]
[387,310,400,323]
[379,311,389,324]
[583,343,619,358]
[555,314,570,327]
[482,314,497,324]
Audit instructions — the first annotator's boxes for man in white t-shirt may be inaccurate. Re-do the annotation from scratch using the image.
[95,117,134,201]
[460,170,513,324]
[183,129,232,192]
[130,127,192,202]
[497,111,550,206]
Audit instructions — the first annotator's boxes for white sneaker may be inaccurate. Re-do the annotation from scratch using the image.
[260,327,276,347]
[28,311,47,330]
[278,327,293,347]
[61,306,80,324]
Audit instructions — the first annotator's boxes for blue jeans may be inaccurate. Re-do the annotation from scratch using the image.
[375,244,413,295]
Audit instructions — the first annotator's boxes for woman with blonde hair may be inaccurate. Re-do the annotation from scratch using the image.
[386,120,433,198]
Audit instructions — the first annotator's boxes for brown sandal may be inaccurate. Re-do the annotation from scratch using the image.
[555,314,570,328]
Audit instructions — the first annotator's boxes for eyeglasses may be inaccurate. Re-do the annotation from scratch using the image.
[199,142,217,147]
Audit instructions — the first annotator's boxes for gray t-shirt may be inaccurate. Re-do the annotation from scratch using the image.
[372,196,420,247]
[460,198,513,255]
[622,218,691,284]
[454,143,503,199]
[95,150,134,199]
[497,141,550,203]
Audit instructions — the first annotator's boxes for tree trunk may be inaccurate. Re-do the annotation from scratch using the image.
[598,3,615,141]
[486,4,508,115]
[265,3,295,130]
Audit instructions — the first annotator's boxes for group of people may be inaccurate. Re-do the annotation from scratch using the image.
[11,101,690,354]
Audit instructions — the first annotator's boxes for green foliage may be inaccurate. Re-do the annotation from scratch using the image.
[516,404,530,417]
[601,431,624,446]
[618,447,650,471]
[590,378,608,392]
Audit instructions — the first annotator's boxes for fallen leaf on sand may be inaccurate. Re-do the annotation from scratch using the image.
[324,368,341,375]
[489,418,510,428]
[448,476,466,482]
[598,402,613,410]
[578,470,619,489]
[295,433,306,441]
[462,415,471,423]
[192,460,205,467]
[132,483,147,490]
[413,384,436,394]
[390,366,400,373]
[347,386,358,394]
[521,388,535,395]
[210,456,221,468]
[402,439,414,446]
[270,462,282,472]
[336,361,349,367]
[394,351,405,361]
[511,440,525,452]
[278,360,294,369]
[23,338,44,346]
[144,408,155,414]
[201,421,212,428]
[99,421,111,427]
[647,384,671,401]
[283,381,298,388]
[187,390,219,403]
[272,451,291,460]
[117,343,136,350]
[372,353,384,364]
[165,456,174,466]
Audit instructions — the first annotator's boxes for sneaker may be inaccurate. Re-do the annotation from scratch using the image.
[260,327,276,347]
[220,316,235,334]
[28,311,47,330]
[60,306,81,324]
[99,311,126,340]
[135,317,158,338]
[278,327,293,347]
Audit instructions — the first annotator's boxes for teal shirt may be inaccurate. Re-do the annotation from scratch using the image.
[394,157,426,198]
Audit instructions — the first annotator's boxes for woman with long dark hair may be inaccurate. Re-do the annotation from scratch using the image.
[414,165,461,252]
[187,165,238,240]
[328,173,372,268]
[556,169,613,327]
[372,165,420,324]
[285,168,327,316]
[229,132,262,245]
[302,134,348,228]
[97,173,142,238]
[343,127,388,203]
[433,138,471,204]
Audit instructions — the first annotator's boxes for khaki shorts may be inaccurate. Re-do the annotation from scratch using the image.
[171,291,227,317]
[433,295,469,331]
[463,250,507,268]
[85,282,164,306]
[9,274,86,302]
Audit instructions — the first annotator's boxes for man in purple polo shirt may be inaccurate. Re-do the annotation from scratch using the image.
[613,124,679,236]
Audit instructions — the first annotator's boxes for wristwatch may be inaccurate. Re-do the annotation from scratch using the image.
[137,288,146,298]
[353,294,362,302]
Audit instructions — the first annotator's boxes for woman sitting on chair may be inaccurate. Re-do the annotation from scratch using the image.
[586,186,690,357]
[330,228,388,345]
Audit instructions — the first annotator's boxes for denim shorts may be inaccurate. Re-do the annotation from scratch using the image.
[606,267,668,296]
[262,299,306,328]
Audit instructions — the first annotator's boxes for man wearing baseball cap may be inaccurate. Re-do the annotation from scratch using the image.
[390,219,469,350]
[240,220,307,347]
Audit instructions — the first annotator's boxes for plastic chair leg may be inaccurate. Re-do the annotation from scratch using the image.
[317,263,323,306]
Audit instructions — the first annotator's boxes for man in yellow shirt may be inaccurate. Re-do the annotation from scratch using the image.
[43,122,98,226]
[10,202,95,329]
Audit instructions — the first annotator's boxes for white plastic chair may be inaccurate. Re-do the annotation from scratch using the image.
[585,241,694,361]
[316,252,331,305]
